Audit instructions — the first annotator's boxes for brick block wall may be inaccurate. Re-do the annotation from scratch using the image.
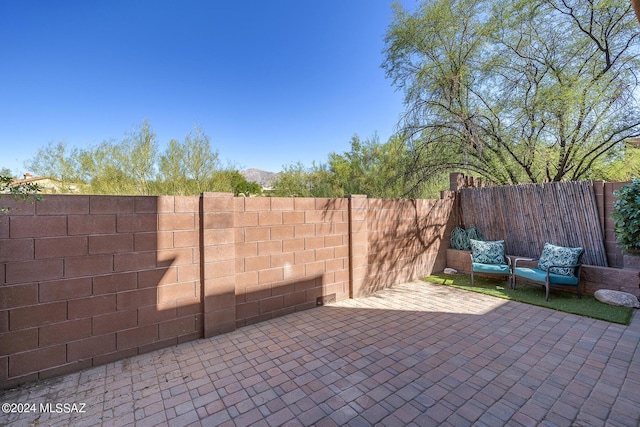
[5,178,635,388]
[364,197,455,295]
[1,193,451,388]
[1,195,203,388]
[202,193,237,337]
[593,181,629,268]
[233,196,350,327]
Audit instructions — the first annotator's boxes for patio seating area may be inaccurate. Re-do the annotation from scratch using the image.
[2,280,639,427]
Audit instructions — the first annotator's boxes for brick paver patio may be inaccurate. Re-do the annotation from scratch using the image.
[2,280,639,426]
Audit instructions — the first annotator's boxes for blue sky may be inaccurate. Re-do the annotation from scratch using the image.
[0,0,417,176]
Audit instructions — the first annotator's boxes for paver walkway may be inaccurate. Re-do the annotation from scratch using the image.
[2,280,639,427]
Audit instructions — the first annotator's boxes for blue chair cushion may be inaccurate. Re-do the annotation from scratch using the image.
[537,242,583,276]
[472,262,510,274]
[514,267,579,286]
[470,239,505,265]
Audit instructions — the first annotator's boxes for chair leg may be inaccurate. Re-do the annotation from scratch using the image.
[545,279,550,301]
[577,285,581,299]
[471,269,475,287]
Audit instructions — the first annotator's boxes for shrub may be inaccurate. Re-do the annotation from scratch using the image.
[0,175,43,213]
[611,178,640,255]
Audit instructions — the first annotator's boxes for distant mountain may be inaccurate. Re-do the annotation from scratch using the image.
[241,168,279,188]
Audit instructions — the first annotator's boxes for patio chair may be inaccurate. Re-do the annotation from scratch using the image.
[511,242,584,301]
[469,239,511,286]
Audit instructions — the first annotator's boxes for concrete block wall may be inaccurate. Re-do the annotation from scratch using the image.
[593,181,629,268]
[1,193,453,388]
[226,195,351,329]
[365,197,455,295]
[5,176,636,388]
[1,195,203,389]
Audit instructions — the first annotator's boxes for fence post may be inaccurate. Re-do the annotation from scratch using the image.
[201,192,237,337]
[450,172,466,192]
[592,180,606,241]
[347,195,369,298]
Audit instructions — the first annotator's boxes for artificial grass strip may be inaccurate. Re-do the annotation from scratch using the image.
[423,273,634,325]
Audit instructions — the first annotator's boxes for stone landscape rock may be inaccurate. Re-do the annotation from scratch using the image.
[594,289,640,308]
[443,268,458,275]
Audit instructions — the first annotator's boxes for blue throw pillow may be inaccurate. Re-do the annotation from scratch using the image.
[537,243,583,276]
[470,239,505,265]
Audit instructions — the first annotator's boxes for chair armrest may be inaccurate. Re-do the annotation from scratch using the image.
[548,263,581,269]
[545,263,582,278]
[512,257,536,268]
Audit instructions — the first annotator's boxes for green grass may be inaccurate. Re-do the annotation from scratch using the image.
[423,273,634,325]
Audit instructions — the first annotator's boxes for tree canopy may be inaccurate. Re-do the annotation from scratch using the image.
[270,134,446,198]
[24,121,261,196]
[383,0,640,185]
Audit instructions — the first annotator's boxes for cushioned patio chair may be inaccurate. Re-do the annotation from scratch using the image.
[470,239,511,286]
[511,242,584,301]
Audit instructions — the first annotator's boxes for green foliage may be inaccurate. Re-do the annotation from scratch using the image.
[0,175,43,213]
[212,170,263,196]
[271,162,323,197]
[78,140,131,194]
[25,121,258,196]
[123,121,158,195]
[270,134,443,198]
[585,144,640,182]
[383,0,640,185]
[22,124,453,200]
[326,135,409,198]
[27,123,160,195]
[157,127,220,195]
[25,141,83,193]
[611,178,640,255]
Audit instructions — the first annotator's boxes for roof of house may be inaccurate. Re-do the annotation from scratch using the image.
[9,174,61,185]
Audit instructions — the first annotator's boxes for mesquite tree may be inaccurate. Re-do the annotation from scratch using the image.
[383,0,640,185]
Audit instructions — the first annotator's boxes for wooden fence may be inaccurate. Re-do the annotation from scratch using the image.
[458,181,608,266]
